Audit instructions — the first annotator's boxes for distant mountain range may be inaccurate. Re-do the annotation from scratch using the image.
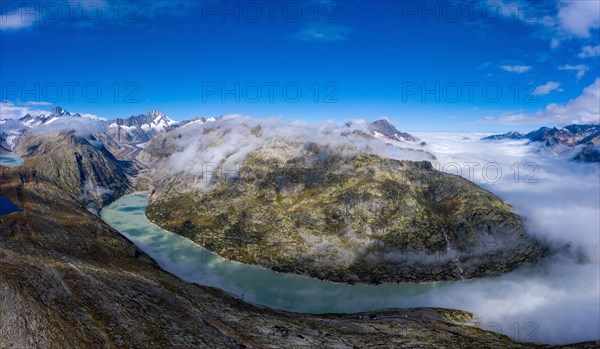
[482,124,600,162]
[106,110,177,144]
[1,107,86,152]
[0,107,178,157]
[18,106,84,127]
[1,108,422,159]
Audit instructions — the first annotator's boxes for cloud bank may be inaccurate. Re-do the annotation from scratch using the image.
[165,116,431,189]
[408,132,600,344]
[483,78,600,125]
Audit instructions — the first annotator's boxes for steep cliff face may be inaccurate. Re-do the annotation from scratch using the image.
[0,166,559,349]
[146,145,545,284]
[15,131,132,212]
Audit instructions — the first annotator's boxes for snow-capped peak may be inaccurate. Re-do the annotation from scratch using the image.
[18,106,84,128]
[108,110,178,140]
[50,106,71,117]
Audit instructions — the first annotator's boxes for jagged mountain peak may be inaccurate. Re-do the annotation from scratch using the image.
[105,110,178,147]
[368,118,419,142]
[147,110,166,118]
[50,106,70,116]
[112,110,176,127]
[18,106,82,128]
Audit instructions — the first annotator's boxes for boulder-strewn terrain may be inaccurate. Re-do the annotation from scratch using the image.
[1,163,575,349]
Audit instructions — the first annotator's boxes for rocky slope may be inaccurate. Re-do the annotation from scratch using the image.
[14,131,132,212]
[368,119,419,142]
[144,119,544,284]
[1,164,579,349]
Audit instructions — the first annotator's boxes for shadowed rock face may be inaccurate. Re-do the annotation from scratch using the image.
[574,142,600,163]
[146,146,545,284]
[0,164,566,349]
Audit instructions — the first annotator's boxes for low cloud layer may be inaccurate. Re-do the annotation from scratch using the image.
[29,117,108,137]
[410,132,600,344]
[167,115,431,188]
[0,101,49,120]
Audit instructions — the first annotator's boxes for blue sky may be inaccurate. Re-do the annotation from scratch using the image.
[1,0,599,132]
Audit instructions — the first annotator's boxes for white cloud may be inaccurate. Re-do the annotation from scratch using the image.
[0,101,106,123]
[22,101,52,106]
[0,7,38,31]
[559,64,589,80]
[503,1,599,47]
[166,116,431,189]
[482,78,600,125]
[292,23,352,42]
[543,78,600,124]
[556,0,600,37]
[500,65,532,73]
[30,117,108,136]
[532,81,562,96]
[409,132,600,344]
[579,45,600,58]
[0,101,49,120]
[0,1,198,31]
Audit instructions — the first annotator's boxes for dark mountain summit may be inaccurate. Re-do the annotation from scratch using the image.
[368,119,419,142]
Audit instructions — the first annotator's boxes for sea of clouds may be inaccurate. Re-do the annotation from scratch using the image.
[405,132,600,344]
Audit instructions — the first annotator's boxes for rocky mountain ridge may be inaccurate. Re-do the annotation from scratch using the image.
[482,124,600,162]
[106,110,177,144]
[14,130,133,213]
